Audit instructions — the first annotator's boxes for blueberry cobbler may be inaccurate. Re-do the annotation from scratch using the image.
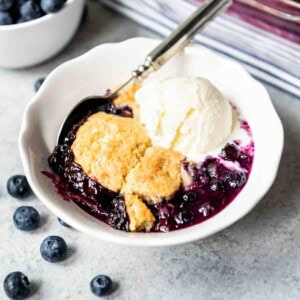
[44,77,254,232]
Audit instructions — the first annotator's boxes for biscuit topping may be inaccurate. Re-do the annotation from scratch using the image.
[72,110,184,231]
[122,147,183,204]
[72,112,151,192]
[125,194,155,232]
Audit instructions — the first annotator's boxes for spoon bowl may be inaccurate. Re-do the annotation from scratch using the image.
[57,96,113,144]
[57,76,136,144]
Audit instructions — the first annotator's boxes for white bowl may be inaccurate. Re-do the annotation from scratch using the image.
[19,38,284,247]
[0,0,85,69]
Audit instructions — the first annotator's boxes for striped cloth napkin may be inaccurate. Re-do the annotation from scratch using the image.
[97,0,300,97]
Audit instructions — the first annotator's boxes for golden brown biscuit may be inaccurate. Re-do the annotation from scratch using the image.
[125,194,155,232]
[123,146,184,204]
[71,112,151,192]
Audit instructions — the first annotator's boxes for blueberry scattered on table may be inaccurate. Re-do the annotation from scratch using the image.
[0,0,14,12]
[40,235,68,263]
[34,77,45,92]
[13,206,40,231]
[7,175,31,199]
[3,271,31,300]
[41,0,66,13]
[0,11,12,24]
[90,275,113,297]
[58,217,71,228]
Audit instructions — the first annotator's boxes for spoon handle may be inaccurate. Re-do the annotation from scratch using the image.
[132,0,232,79]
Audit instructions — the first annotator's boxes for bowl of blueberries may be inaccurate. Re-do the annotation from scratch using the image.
[0,0,85,68]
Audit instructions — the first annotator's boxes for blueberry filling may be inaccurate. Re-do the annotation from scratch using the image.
[106,103,133,118]
[149,153,252,232]
[221,143,240,161]
[43,105,129,231]
[44,104,253,232]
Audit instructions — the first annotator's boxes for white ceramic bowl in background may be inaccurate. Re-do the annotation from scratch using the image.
[19,38,284,247]
[0,0,85,69]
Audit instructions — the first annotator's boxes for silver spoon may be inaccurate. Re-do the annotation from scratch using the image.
[58,0,232,144]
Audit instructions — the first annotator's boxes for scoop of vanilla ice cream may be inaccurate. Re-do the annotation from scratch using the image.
[135,77,232,159]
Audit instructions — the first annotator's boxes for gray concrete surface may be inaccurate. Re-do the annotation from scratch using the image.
[0,2,299,299]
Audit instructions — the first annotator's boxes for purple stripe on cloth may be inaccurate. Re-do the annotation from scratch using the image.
[192,0,300,43]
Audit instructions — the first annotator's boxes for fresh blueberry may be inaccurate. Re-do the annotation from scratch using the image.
[7,175,31,199]
[0,11,12,24]
[40,236,68,262]
[0,0,14,12]
[20,1,43,20]
[3,271,31,300]
[34,77,45,92]
[17,16,29,23]
[9,4,21,22]
[41,0,66,13]
[224,171,247,189]
[58,217,71,228]
[13,206,40,231]
[90,275,113,297]
[221,143,240,161]
[16,0,28,6]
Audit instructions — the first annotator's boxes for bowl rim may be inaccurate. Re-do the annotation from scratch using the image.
[0,0,76,31]
[19,38,284,247]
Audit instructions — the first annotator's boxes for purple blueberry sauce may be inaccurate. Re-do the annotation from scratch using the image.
[44,105,254,232]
